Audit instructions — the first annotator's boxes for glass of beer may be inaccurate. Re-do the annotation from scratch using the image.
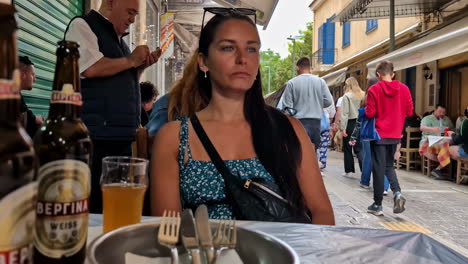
[100,156,149,233]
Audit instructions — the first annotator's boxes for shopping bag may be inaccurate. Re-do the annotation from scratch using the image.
[359,108,381,141]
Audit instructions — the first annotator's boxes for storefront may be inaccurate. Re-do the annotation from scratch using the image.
[14,0,85,117]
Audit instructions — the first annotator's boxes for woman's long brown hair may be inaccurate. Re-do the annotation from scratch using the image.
[167,49,208,121]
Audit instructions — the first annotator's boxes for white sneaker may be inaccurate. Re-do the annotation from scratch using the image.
[342,172,352,177]
[383,190,388,196]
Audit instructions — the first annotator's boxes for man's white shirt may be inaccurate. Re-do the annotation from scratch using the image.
[65,17,104,76]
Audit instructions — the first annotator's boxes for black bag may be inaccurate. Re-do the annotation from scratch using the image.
[190,115,311,223]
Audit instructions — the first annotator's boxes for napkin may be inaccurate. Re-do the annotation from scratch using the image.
[125,249,243,264]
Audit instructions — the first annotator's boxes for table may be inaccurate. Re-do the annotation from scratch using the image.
[420,137,451,167]
[87,214,468,264]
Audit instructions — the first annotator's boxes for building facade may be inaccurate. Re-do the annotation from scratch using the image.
[309,0,468,120]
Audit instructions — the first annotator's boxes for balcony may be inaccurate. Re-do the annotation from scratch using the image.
[311,48,337,72]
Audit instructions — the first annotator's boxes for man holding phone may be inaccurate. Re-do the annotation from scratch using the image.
[65,0,162,213]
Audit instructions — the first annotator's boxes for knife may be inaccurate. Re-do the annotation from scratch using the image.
[181,209,202,264]
[195,205,214,263]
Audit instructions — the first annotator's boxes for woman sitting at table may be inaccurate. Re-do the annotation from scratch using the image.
[448,119,468,160]
[150,9,335,225]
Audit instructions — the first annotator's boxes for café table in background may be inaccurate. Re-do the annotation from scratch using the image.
[419,136,452,167]
[87,214,468,264]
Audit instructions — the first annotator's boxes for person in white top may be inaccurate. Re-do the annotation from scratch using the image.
[65,0,162,213]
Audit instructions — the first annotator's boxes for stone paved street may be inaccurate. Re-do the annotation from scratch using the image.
[322,150,468,257]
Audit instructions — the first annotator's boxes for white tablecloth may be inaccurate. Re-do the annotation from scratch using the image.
[87,214,467,264]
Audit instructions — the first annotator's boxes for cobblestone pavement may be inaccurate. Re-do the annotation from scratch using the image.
[322,150,468,257]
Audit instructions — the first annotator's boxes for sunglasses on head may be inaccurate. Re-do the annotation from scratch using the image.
[201,7,257,29]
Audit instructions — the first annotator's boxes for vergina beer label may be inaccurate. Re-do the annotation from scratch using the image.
[0,69,20,100]
[0,181,37,264]
[50,83,82,106]
[34,159,90,259]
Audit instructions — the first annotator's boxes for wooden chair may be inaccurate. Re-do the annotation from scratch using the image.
[456,158,468,184]
[421,155,437,176]
[397,127,422,171]
[132,127,154,159]
[132,127,155,216]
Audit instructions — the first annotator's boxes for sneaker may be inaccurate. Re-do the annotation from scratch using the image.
[342,172,352,177]
[393,192,406,214]
[367,203,384,216]
[359,184,370,189]
[431,169,444,179]
[383,190,388,196]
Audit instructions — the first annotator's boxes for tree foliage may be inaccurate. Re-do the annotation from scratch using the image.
[260,22,313,95]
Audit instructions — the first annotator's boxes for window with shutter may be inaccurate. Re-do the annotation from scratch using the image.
[342,21,350,48]
[366,19,378,34]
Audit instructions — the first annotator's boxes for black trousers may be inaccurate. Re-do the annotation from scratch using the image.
[299,118,321,151]
[370,142,401,205]
[343,119,362,173]
[90,139,132,213]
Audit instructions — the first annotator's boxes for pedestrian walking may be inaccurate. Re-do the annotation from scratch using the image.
[319,102,335,171]
[340,77,364,177]
[365,60,413,216]
[282,57,333,150]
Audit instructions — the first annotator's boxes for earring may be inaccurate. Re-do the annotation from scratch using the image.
[204,71,207,78]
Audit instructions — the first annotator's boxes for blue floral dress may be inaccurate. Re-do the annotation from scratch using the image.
[178,117,275,219]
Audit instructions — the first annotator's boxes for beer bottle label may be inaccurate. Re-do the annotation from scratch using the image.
[0,181,37,264]
[0,70,20,100]
[50,84,82,106]
[34,159,90,259]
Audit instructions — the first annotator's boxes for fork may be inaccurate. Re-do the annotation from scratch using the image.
[158,210,181,264]
[212,220,237,263]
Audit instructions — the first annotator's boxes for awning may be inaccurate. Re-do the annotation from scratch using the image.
[169,0,279,29]
[322,67,348,87]
[367,16,468,78]
[174,23,198,53]
[333,0,453,23]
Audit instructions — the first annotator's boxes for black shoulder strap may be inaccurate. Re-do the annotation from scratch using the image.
[190,115,234,181]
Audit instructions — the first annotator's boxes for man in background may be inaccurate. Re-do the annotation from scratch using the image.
[365,60,413,216]
[140,81,158,127]
[420,105,454,179]
[282,57,333,150]
[65,0,162,213]
[19,56,43,137]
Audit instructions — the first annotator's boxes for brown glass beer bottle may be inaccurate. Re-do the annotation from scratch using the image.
[33,40,92,264]
[0,3,37,264]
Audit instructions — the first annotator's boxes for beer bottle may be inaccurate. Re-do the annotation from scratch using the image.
[0,3,37,264]
[33,40,92,264]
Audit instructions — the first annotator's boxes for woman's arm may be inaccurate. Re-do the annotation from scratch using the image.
[287,116,335,225]
[150,121,183,216]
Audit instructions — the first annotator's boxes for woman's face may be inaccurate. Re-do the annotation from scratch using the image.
[200,19,260,93]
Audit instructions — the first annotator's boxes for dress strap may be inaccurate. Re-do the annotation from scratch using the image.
[178,117,193,168]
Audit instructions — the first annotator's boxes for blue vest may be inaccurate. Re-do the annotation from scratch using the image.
[67,10,140,141]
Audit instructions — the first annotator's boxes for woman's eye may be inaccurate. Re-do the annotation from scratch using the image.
[247,47,258,53]
[221,46,234,52]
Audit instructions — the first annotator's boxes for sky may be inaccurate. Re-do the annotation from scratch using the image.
[258,0,313,58]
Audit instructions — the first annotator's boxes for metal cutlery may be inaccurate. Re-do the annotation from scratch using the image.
[213,220,237,263]
[158,210,181,264]
[195,205,215,263]
[181,209,202,264]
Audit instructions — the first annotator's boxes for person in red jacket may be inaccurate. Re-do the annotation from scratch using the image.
[365,60,413,216]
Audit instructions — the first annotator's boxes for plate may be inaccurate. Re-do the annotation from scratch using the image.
[87,221,299,264]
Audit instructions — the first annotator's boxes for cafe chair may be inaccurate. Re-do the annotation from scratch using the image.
[456,158,468,184]
[132,127,154,159]
[397,127,422,171]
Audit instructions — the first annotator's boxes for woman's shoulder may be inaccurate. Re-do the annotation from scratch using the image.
[155,120,184,142]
